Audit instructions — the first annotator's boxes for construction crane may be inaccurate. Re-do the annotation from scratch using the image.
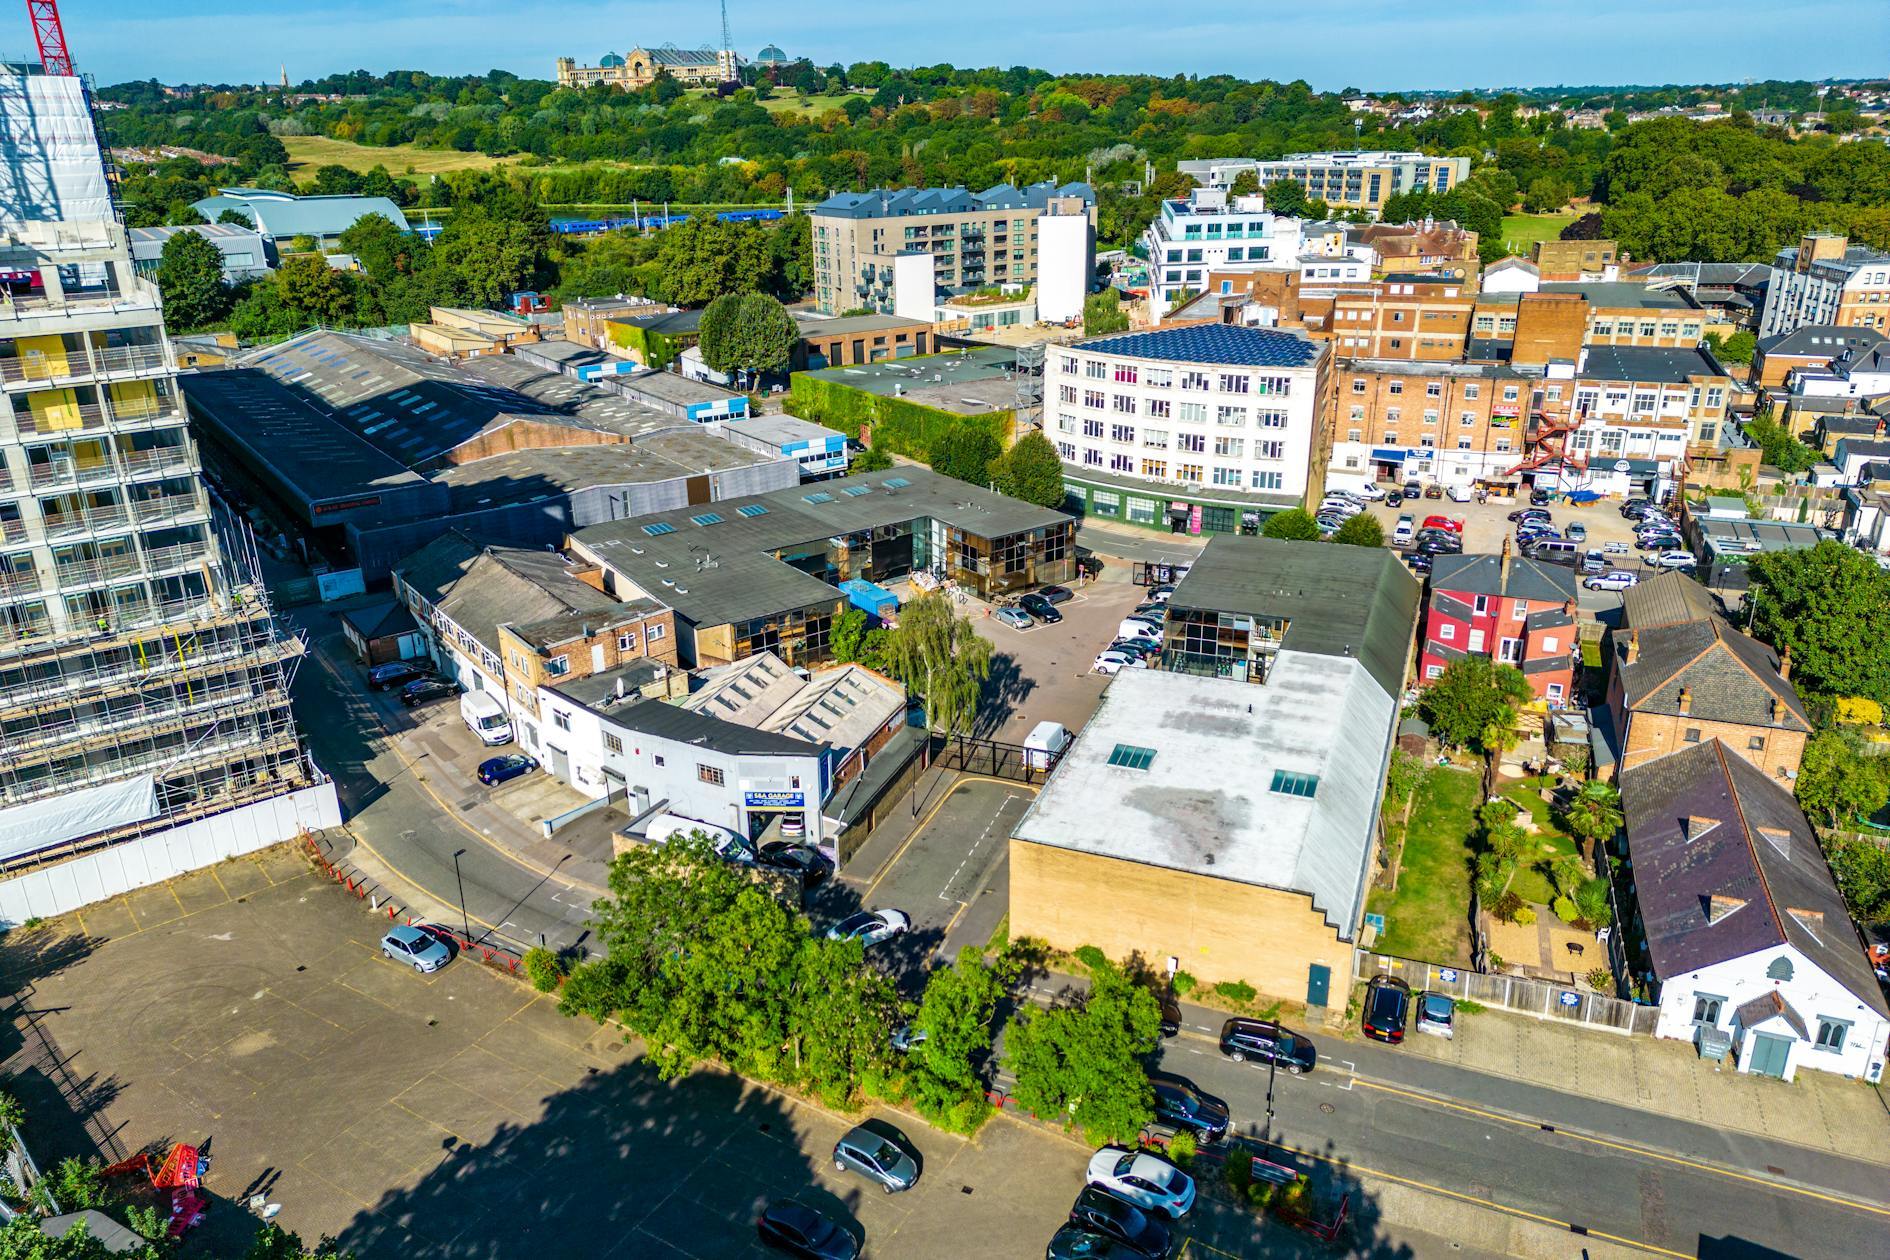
[27,0,73,77]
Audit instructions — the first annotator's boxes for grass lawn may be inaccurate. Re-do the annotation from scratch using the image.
[1501,775,1580,904]
[1365,766,1480,966]
[1499,212,1580,254]
[283,135,516,177]
[755,93,856,115]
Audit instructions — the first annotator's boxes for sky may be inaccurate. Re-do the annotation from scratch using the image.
[47,0,1890,92]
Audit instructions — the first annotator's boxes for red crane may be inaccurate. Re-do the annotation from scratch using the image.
[28,0,74,77]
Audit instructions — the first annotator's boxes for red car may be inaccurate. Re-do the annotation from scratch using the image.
[1419,515,1464,534]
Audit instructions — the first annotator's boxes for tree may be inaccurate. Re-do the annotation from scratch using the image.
[785,935,902,1105]
[906,946,1007,1132]
[989,431,1067,508]
[1742,410,1819,474]
[429,212,546,306]
[243,1224,354,1260]
[1420,656,1532,751]
[1747,540,1890,703]
[1004,955,1160,1145]
[1825,836,1890,926]
[1227,169,1260,199]
[829,606,869,662]
[1331,513,1384,547]
[1083,290,1128,335]
[1261,508,1321,541]
[850,445,893,473]
[216,207,254,227]
[1559,780,1623,853]
[698,292,799,377]
[928,422,1002,485]
[1796,730,1890,828]
[877,591,992,735]
[1262,178,1310,218]
[336,211,414,284]
[1522,176,1571,214]
[155,229,230,331]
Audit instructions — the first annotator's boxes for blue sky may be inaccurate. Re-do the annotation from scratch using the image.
[53,0,1888,91]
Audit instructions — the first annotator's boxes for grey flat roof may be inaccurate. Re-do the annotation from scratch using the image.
[813,180,1094,220]
[583,697,825,757]
[798,345,1018,400]
[430,431,785,510]
[573,465,1070,628]
[722,414,845,446]
[1579,344,1726,386]
[1539,281,1699,310]
[1011,661,1395,935]
[613,368,743,406]
[795,312,930,337]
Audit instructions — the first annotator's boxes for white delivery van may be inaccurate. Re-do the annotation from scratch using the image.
[459,690,512,745]
[1024,720,1072,770]
[644,812,752,860]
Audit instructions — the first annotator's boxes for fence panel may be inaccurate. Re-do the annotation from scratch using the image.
[1355,950,1657,1037]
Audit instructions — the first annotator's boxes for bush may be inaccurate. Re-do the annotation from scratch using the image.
[1491,890,1526,923]
[1165,1130,1197,1168]
[1551,896,1579,924]
[523,946,566,992]
[1213,979,1257,1005]
[1170,970,1197,996]
[1513,905,1537,925]
[1073,944,1108,972]
[1585,966,1614,991]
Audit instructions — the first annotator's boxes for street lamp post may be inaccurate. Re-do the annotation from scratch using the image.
[451,848,471,944]
[1261,1047,1280,1160]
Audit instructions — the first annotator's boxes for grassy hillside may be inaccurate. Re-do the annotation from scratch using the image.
[282,135,515,177]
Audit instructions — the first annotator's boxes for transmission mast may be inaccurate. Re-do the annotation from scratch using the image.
[720,0,733,53]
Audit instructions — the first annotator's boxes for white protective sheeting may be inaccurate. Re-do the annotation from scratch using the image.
[0,73,113,227]
[0,775,158,861]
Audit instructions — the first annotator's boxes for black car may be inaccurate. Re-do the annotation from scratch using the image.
[399,676,460,707]
[1019,593,1063,623]
[1219,1018,1316,1074]
[1405,552,1433,574]
[1507,507,1551,524]
[1363,974,1412,1044]
[1530,486,1554,507]
[367,661,433,691]
[1110,639,1160,659]
[1385,490,1405,507]
[1415,535,1462,556]
[1039,584,1076,605]
[757,1200,859,1260]
[1401,480,1423,498]
[477,754,538,786]
[1148,1073,1229,1143]
[1619,497,1654,519]
[1046,1223,1148,1260]
[1067,1187,1173,1260]
[757,840,834,890]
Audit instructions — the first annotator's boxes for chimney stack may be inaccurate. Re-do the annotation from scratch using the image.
[1625,630,1640,665]
[1677,686,1692,714]
[1777,644,1791,681]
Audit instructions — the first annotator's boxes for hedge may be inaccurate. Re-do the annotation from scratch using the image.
[608,321,681,371]
[788,369,1011,462]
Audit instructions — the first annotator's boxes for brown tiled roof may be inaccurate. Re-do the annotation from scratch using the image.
[1616,618,1810,731]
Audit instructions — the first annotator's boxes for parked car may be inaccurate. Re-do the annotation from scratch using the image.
[477,754,538,786]
[1019,593,1063,623]
[1653,550,1698,570]
[1507,508,1551,524]
[1515,524,1555,545]
[1353,482,1388,501]
[993,606,1034,630]
[1362,974,1412,1044]
[1158,989,1183,1039]
[1039,584,1076,604]
[833,1118,921,1193]
[1321,489,1366,506]
[1386,491,1405,507]
[1117,620,1163,643]
[1148,1073,1229,1143]
[1581,550,1609,575]
[1531,486,1555,507]
[1085,1147,1195,1219]
[1585,570,1640,592]
[1109,638,1161,659]
[1636,533,1683,552]
[1604,540,1631,555]
[1144,585,1175,603]
[827,909,910,947]
[1316,500,1361,520]
[1401,480,1423,498]
[1218,1018,1317,1074]
[1415,536,1462,557]
[1132,602,1168,618]
[1405,552,1433,574]
[1392,515,1415,546]
[380,924,451,973]
[399,676,461,707]
[1619,497,1654,518]
[1528,538,1580,566]
[1423,483,1445,499]
[1566,522,1587,543]
[1066,1187,1174,1260]
[1045,1224,1148,1260]
[1420,515,1463,533]
[889,1024,927,1054]
[756,1200,859,1260]
[367,661,434,691]
[1446,483,1474,503]
[757,840,833,890]
[1416,991,1456,1040]
[1093,650,1148,676]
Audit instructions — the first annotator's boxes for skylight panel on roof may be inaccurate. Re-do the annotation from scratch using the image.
[1107,744,1155,771]
[736,504,770,518]
[642,522,676,537]
[883,477,911,489]
[804,492,834,504]
[690,512,725,527]
[842,486,872,497]
[1269,769,1319,799]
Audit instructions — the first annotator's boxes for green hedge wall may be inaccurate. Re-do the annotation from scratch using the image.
[608,321,680,371]
[788,372,1010,462]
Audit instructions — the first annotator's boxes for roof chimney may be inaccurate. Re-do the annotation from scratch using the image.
[1625,630,1640,665]
[1708,894,1746,924]
[1777,644,1791,681]
[1500,536,1512,588]
[1677,686,1692,715]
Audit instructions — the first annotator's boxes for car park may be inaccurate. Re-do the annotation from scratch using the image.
[1148,1073,1229,1143]
[1362,974,1412,1044]
[1085,1147,1195,1219]
[1566,522,1587,542]
[380,924,451,973]
[1392,515,1415,546]
[833,1117,921,1193]
[1045,1224,1148,1260]
[1585,569,1640,592]
[1039,584,1076,604]
[1066,1186,1174,1260]
[477,754,538,786]
[827,908,910,947]
[367,661,435,691]
[757,841,833,890]
[1420,515,1462,533]
[1219,1018,1317,1073]
[994,606,1034,630]
[399,676,460,707]
[757,1200,859,1260]
[1653,550,1698,570]
[1019,593,1063,623]
[1416,991,1456,1040]
[1093,650,1148,676]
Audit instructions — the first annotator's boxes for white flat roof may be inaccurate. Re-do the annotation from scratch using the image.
[1011,657,1395,935]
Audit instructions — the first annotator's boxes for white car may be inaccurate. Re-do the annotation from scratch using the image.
[1392,515,1415,546]
[1445,484,1474,503]
[1584,570,1640,591]
[827,909,910,947]
[1353,483,1388,501]
[1085,1146,1196,1219]
[1093,650,1149,675]
[1653,550,1698,570]
[1317,498,1363,518]
[1117,619,1162,643]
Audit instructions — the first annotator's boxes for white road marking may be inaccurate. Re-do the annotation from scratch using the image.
[938,791,1024,903]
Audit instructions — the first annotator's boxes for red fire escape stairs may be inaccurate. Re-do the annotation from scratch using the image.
[27,0,73,77]
[103,1142,209,1238]
[1506,411,1581,479]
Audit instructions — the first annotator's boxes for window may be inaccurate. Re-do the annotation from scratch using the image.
[1683,728,1702,743]
[1113,364,1138,384]
[1143,429,1168,449]
[1437,623,1456,641]
[1269,769,1319,798]
[1216,405,1246,426]
[1177,402,1207,424]
[1766,956,1794,981]
[1691,994,1724,1025]
[653,754,664,766]
[1352,378,1367,394]
[1749,735,1766,750]
[1463,383,1479,400]
[647,624,665,642]
[1388,381,1404,395]
[1110,424,1136,444]
[1083,418,1104,438]
[604,733,623,755]
[617,631,640,651]
[1213,436,1244,457]
[1146,369,1172,388]
[1085,359,1107,379]
[689,512,724,527]
[1114,394,1136,414]
[1177,433,1205,453]
[1181,371,1209,391]
[1255,410,1288,429]
[1107,743,1156,770]
[553,709,571,732]
[1251,470,1283,490]
[546,656,570,677]
[1815,1018,1850,1054]
[642,522,676,537]
[1146,398,1171,419]
[1084,390,1106,409]
[1178,463,1202,481]
[698,764,725,786]
[1425,664,1443,680]
[1255,440,1284,459]
[1142,459,1167,478]
[1218,373,1250,393]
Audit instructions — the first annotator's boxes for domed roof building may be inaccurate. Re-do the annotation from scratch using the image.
[755,44,788,66]
[598,51,626,67]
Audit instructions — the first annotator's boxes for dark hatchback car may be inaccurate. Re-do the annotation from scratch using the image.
[1363,974,1413,1044]
[1530,486,1555,507]
[1067,1186,1173,1260]
[367,661,433,691]
[1046,1223,1149,1260]
[757,840,835,890]
[477,754,537,786]
[1219,1018,1316,1074]
[399,676,460,707]
[1148,1073,1229,1144]
[1019,593,1064,623]
[757,1200,859,1260]
[1039,584,1076,604]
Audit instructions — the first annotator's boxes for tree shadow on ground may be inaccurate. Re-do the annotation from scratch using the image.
[973,651,1036,738]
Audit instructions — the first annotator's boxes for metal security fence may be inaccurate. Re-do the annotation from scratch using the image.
[930,731,1061,784]
[1354,951,1659,1038]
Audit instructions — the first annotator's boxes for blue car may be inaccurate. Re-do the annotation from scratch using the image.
[478,753,538,786]
[381,924,452,973]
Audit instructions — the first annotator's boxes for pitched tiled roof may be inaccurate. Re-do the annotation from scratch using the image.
[1429,552,1577,605]
[1615,618,1810,731]
[1734,990,1809,1040]
[1620,571,1721,629]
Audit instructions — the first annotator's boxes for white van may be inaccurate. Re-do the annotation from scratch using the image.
[644,812,751,860]
[1024,720,1072,770]
[459,690,512,745]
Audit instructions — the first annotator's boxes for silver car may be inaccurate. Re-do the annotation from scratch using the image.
[833,1117,921,1192]
[380,924,452,973]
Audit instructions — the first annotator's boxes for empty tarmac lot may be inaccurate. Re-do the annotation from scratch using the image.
[0,847,1097,1260]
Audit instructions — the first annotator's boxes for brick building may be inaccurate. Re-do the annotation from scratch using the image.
[1420,547,1580,705]
[1324,357,1561,494]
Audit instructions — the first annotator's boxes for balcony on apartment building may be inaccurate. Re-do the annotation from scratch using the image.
[24,433,196,492]
[6,381,183,438]
[0,334,172,390]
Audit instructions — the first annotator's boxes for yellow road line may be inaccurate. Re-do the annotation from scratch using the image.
[860,774,1036,902]
[1353,1078,1890,1219]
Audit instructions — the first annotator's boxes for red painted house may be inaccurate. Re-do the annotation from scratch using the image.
[1420,546,1580,706]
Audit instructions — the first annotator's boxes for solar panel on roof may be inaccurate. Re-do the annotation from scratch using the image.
[642,522,676,536]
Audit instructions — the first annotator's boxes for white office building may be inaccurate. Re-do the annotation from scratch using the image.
[1140,188,1369,315]
[1049,325,1327,535]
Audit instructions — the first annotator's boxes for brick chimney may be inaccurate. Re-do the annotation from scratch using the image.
[1625,630,1640,665]
[1777,644,1791,681]
[1677,686,1692,714]
[1500,536,1512,588]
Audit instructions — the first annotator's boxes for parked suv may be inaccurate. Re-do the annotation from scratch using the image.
[1148,1073,1229,1144]
[1218,1018,1317,1074]
[1362,975,1412,1044]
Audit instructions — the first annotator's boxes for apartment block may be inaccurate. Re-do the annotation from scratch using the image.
[0,67,329,866]
[1325,358,1557,493]
[1759,234,1890,339]
[1531,238,1619,282]
[1561,345,1731,498]
[1246,151,1470,216]
[1140,188,1359,313]
[809,182,1095,315]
